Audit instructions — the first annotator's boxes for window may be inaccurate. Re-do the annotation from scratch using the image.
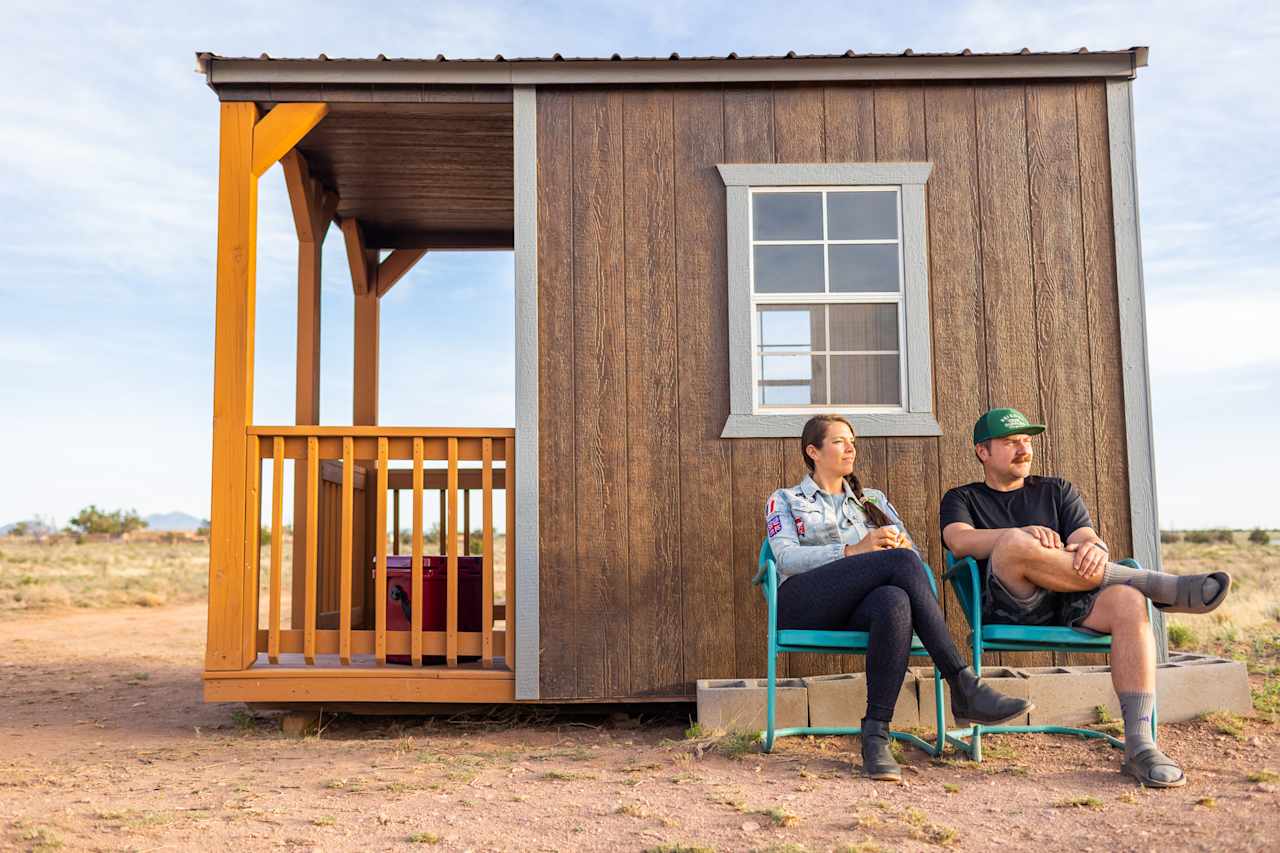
[718,164,941,438]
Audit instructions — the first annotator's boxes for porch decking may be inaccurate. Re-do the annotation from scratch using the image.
[205,425,516,704]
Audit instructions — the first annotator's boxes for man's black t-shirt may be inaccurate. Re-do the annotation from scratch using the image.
[939,476,1093,550]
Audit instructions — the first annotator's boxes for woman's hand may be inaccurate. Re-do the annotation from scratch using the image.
[845,527,900,556]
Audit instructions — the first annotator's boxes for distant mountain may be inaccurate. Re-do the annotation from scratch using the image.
[143,512,206,532]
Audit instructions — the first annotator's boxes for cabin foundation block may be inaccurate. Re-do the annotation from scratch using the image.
[695,678,807,732]
[803,671,920,729]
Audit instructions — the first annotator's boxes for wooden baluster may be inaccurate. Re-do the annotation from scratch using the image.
[481,439,494,667]
[339,436,354,665]
[438,490,446,555]
[268,437,284,664]
[463,488,471,555]
[505,436,515,669]
[411,438,425,668]
[375,437,389,665]
[304,436,319,665]
[446,437,459,667]
[243,435,262,667]
[393,488,401,556]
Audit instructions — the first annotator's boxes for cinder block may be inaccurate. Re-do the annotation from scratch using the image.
[1024,665,1119,726]
[915,666,1031,728]
[802,671,919,729]
[695,678,807,733]
[1155,656,1253,722]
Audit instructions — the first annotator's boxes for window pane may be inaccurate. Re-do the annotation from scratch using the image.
[753,192,822,240]
[754,245,824,293]
[829,304,899,352]
[758,305,826,352]
[827,190,898,241]
[828,244,900,293]
[829,354,900,406]
[759,355,826,406]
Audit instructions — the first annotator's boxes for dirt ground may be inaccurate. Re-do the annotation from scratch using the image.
[0,606,1277,852]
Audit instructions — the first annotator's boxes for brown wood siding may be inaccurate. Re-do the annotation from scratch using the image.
[537,79,1130,699]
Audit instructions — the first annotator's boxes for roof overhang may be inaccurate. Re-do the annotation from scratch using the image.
[197,48,1149,98]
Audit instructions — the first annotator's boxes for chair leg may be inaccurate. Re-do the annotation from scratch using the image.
[763,650,777,754]
[932,667,945,757]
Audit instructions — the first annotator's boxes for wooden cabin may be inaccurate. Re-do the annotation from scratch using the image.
[196,47,1161,706]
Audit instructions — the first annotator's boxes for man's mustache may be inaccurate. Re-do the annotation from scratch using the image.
[1012,455,1032,464]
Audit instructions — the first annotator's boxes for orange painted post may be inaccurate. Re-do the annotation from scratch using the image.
[375,437,389,665]
[505,436,515,669]
[411,437,425,667]
[481,438,494,667]
[339,436,354,665]
[207,101,259,673]
[392,490,401,556]
[268,437,284,663]
[447,437,459,667]
[304,436,319,665]
[438,491,446,554]
[243,435,262,667]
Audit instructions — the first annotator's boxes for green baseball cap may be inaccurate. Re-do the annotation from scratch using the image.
[973,407,1045,444]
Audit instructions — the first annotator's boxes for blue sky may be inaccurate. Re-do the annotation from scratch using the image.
[1,1,1276,530]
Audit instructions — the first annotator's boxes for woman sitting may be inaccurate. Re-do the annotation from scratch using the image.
[766,414,1031,781]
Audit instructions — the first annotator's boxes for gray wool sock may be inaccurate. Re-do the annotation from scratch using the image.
[1118,691,1156,759]
[1100,562,1221,606]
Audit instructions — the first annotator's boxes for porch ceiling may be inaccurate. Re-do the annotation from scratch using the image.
[290,103,514,250]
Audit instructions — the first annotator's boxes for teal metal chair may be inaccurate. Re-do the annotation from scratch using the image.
[753,539,946,757]
[942,550,1157,760]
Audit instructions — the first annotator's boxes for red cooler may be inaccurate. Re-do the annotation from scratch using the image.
[377,555,484,665]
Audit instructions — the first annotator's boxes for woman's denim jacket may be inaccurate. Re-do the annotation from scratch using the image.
[765,473,919,583]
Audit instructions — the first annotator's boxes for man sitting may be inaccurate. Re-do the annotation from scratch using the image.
[940,408,1230,788]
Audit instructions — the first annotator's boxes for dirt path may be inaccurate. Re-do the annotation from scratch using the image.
[1,605,1277,852]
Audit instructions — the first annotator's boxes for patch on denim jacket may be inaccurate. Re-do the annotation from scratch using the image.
[767,514,782,537]
[795,518,806,536]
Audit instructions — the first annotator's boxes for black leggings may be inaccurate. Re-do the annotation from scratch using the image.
[776,548,967,722]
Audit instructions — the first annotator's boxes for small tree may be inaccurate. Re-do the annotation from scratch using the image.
[1160,530,1181,544]
[66,505,148,537]
[1249,528,1271,545]
[9,521,30,538]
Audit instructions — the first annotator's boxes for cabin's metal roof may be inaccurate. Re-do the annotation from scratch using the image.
[196,47,1148,93]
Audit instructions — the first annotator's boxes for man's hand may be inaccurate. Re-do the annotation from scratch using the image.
[846,527,899,556]
[1022,525,1063,549]
[1066,541,1107,582]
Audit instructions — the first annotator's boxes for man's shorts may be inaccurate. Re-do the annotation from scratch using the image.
[981,560,1104,633]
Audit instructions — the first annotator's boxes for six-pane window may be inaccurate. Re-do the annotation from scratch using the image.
[751,187,906,411]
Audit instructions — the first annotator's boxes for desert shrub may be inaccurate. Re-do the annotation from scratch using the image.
[1167,622,1196,650]
[66,506,147,537]
[1184,530,1213,544]
[1249,528,1271,545]
[1160,530,1181,544]
[1212,529,1235,544]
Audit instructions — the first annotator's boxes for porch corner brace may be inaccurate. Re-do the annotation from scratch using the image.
[251,103,329,179]
[512,85,540,700]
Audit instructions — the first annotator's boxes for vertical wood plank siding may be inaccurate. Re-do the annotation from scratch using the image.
[537,80,1130,698]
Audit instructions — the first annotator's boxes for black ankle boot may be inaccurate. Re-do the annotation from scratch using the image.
[948,667,1034,725]
[859,718,901,782]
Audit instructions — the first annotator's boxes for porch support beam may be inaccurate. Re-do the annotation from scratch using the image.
[375,249,428,298]
[251,102,329,178]
[281,148,336,630]
[208,101,260,671]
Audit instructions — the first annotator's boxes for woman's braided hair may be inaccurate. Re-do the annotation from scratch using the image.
[799,414,893,529]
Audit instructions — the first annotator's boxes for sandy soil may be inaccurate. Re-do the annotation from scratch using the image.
[1,605,1278,852]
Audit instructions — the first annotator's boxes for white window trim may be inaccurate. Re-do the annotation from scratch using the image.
[718,162,942,438]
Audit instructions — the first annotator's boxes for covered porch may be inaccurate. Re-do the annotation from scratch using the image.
[204,90,530,703]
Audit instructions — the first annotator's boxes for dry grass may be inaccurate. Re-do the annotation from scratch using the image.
[0,539,209,614]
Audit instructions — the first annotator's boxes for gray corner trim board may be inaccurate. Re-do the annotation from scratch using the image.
[201,52,1143,93]
[1107,79,1168,662]
[512,86,541,698]
[719,163,938,439]
[718,162,932,187]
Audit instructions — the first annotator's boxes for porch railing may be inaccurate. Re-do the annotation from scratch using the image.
[245,426,514,671]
